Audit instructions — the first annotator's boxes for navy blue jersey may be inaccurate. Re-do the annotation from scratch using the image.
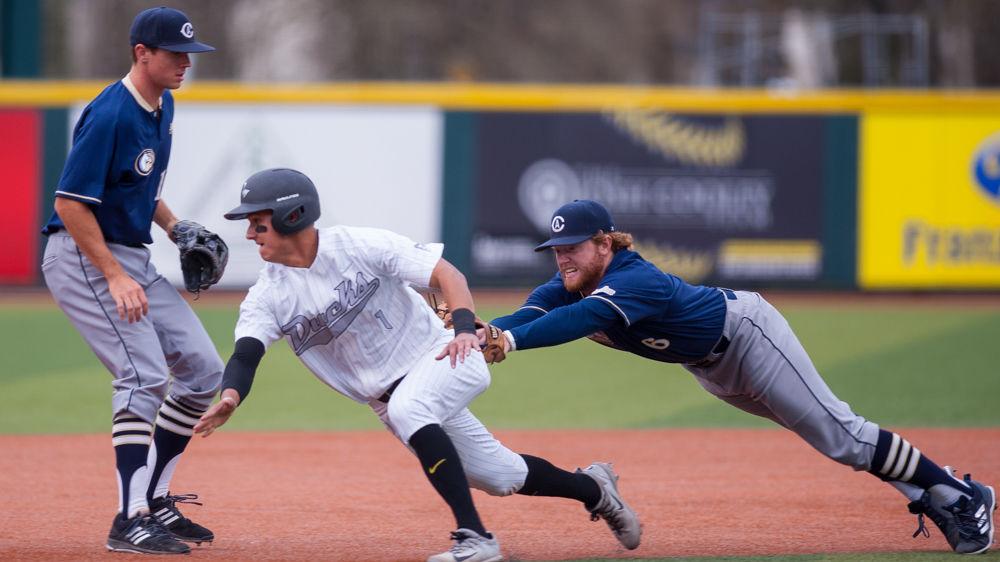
[43,78,174,245]
[492,249,727,363]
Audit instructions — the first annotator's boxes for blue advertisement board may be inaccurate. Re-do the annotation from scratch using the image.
[467,110,835,287]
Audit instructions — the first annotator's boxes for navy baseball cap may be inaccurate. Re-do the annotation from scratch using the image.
[534,199,616,251]
[129,7,215,53]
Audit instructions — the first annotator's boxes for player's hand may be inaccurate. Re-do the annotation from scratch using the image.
[476,322,510,364]
[194,396,238,437]
[435,332,480,368]
[107,273,148,323]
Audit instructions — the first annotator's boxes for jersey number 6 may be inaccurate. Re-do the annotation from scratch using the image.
[642,337,670,350]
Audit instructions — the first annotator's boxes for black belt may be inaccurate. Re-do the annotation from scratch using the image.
[106,239,146,249]
[687,289,738,367]
[48,227,145,248]
[377,377,404,404]
[687,335,730,368]
[712,335,730,355]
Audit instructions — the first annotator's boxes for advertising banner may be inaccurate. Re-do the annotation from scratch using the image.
[66,104,443,288]
[0,110,40,284]
[468,111,832,286]
[859,113,1000,288]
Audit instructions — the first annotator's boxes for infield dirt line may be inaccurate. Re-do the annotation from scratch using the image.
[1,427,997,561]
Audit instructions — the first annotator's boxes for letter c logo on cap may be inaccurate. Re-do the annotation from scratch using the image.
[551,216,565,232]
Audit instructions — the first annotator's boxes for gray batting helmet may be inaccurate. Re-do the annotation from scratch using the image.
[224,168,320,235]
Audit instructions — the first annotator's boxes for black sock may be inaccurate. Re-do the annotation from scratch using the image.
[517,454,602,509]
[408,424,487,537]
[112,413,153,518]
[869,429,971,493]
[147,396,204,501]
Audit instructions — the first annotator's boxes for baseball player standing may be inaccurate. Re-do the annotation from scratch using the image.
[480,199,996,556]
[194,168,641,562]
[40,7,224,555]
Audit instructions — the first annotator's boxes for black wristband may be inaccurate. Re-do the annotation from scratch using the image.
[451,308,477,335]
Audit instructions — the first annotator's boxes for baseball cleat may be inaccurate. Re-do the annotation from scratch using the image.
[106,513,190,555]
[908,468,995,554]
[149,493,214,545]
[578,462,642,550]
[426,528,502,562]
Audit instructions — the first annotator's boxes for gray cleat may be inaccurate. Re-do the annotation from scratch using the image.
[578,462,642,550]
[426,528,502,562]
[909,467,996,554]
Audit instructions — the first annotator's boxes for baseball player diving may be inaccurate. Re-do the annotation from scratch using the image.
[476,199,996,555]
[193,168,641,562]
[40,6,227,556]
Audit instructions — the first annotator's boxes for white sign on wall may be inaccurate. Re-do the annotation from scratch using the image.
[69,103,443,288]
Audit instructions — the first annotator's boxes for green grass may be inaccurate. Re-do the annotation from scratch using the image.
[1,301,999,434]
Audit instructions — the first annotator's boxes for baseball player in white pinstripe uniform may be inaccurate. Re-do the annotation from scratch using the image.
[193,168,642,562]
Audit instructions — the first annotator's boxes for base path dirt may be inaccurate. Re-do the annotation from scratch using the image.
[1,428,997,561]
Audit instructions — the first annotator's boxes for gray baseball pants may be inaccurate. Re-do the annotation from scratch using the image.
[685,290,880,471]
[42,231,222,423]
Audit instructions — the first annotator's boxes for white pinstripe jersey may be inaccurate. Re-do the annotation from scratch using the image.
[235,226,450,403]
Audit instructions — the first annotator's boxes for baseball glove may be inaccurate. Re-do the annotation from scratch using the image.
[172,220,229,294]
[427,293,453,328]
[478,320,507,364]
[424,295,507,363]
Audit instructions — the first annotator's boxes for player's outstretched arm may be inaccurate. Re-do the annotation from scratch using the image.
[195,337,265,437]
[428,258,480,367]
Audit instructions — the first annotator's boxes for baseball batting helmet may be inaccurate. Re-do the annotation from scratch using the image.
[224,168,321,235]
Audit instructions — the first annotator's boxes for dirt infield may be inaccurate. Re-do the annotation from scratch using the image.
[1,428,997,561]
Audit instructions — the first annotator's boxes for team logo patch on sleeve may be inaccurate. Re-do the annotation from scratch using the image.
[135,149,156,176]
[592,285,616,296]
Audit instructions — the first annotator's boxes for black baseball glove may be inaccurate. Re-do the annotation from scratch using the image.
[172,220,229,294]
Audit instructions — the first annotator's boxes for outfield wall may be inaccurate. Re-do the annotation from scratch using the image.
[2,82,1000,290]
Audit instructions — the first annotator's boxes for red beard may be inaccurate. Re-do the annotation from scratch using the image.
[561,254,605,293]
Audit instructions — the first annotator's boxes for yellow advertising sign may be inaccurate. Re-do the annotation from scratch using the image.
[860,113,1000,287]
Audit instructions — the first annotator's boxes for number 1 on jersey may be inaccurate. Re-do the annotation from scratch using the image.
[374,309,393,330]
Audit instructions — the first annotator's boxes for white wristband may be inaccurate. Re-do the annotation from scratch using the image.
[503,330,516,352]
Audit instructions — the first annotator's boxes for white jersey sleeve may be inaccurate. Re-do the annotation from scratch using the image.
[346,227,443,288]
[234,276,283,347]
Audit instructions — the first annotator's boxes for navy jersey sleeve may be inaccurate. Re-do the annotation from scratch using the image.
[490,274,568,331]
[490,307,544,331]
[582,265,672,328]
[56,105,117,205]
[507,298,621,350]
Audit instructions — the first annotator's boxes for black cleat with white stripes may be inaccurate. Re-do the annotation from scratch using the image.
[107,513,190,554]
[150,493,215,545]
